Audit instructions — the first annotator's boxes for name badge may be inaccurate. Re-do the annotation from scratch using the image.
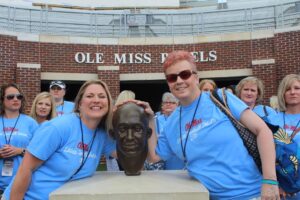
[2,158,14,176]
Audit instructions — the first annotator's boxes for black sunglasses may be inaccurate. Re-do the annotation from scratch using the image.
[165,70,197,83]
[50,86,62,90]
[5,94,24,101]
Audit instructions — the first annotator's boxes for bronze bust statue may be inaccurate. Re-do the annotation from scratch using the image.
[110,102,152,175]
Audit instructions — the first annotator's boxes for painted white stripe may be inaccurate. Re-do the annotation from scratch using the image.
[17,63,41,69]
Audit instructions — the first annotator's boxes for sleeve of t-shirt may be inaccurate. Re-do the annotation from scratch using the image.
[217,89,248,121]
[155,129,173,161]
[27,124,63,161]
[266,106,277,116]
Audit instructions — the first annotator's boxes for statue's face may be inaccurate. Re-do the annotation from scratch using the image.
[114,103,150,157]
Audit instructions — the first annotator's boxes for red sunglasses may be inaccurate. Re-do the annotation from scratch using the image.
[165,70,197,83]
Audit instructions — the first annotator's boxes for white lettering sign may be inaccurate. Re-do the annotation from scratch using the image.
[74,51,217,64]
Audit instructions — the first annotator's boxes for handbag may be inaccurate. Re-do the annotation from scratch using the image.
[210,88,262,172]
[211,89,300,193]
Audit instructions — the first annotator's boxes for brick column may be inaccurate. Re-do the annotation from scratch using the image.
[97,66,120,101]
[16,63,41,114]
[252,59,277,105]
[0,35,17,84]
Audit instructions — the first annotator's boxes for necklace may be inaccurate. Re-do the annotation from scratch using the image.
[179,94,201,164]
[2,114,20,145]
[283,112,300,139]
[72,116,97,177]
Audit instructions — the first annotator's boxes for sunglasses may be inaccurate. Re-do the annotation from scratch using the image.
[165,70,197,83]
[5,94,24,101]
[50,86,62,91]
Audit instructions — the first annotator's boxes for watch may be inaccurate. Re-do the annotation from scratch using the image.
[20,148,26,156]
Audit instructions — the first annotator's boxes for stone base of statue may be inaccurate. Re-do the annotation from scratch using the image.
[50,170,209,200]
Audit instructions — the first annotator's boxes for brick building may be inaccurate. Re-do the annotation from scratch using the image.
[0,26,300,112]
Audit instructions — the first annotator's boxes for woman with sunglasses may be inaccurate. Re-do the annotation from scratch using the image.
[147,50,279,200]
[2,80,116,200]
[0,83,38,197]
[30,92,57,124]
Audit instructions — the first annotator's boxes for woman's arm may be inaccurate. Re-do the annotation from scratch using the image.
[10,152,43,200]
[240,109,279,199]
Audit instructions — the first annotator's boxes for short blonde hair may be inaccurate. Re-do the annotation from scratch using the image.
[73,80,113,131]
[269,95,279,111]
[115,90,135,105]
[277,74,300,112]
[199,79,217,91]
[30,92,57,121]
[236,76,264,104]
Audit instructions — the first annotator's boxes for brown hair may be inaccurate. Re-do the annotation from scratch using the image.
[0,83,26,115]
[73,80,113,131]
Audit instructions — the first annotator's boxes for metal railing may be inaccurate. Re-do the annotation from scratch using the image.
[0,1,299,38]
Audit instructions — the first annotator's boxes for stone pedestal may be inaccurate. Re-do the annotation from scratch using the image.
[50,170,209,200]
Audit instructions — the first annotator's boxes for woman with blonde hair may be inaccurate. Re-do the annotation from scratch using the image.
[236,76,276,120]
[199,79,217,92]
[268,74,300,199]
[3,80,116,200]
[115,90,135,105]
[30,92,56,124]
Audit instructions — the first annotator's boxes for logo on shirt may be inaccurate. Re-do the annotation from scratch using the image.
[3,127,19,132]
[77,142,89,151]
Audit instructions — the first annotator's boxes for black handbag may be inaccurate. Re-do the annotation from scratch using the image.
[210,89,262,172]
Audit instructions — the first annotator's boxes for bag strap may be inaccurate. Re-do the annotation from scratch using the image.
[211,88,245,128]
[263,105,269,117]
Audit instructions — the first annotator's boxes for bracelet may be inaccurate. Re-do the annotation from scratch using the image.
[261,179,278,185]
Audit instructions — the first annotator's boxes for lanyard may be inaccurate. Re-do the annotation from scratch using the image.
[179,94,201,164]
[72,117,97,177]
[2,114,20,145]
[283,112,300,139]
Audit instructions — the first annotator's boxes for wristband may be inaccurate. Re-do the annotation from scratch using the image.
[261,179,278,185]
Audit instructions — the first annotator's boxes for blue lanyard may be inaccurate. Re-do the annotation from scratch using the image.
[72,116,97,177]
[2,114,20,145]
[179,94,201,164]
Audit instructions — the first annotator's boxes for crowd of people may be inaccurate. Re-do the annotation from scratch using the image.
[0,50,298,200]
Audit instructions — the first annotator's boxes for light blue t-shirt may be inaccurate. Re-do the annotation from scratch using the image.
[268,112,300,143]
[3,113,115,200]
[155,113,185,170]
[56,100,75,116]
[0,114,38,191]
[253,104,277,122]
[156,90,262,200]
[268,111,300,200]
